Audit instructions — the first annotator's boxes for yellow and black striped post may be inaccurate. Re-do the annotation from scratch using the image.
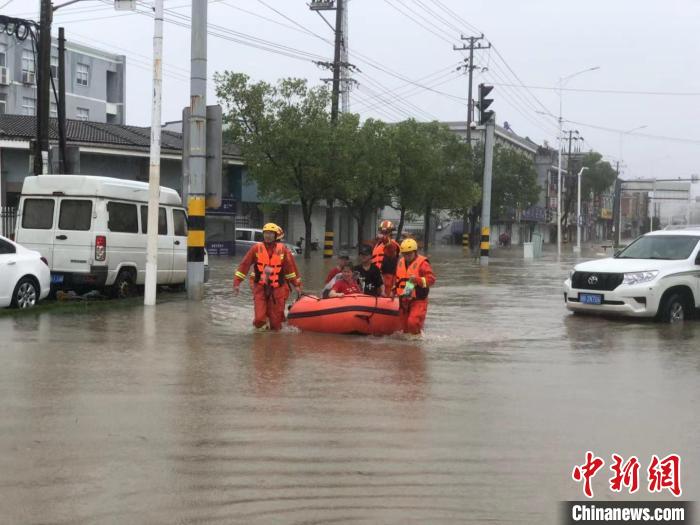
[323,230,334,258]
[480,226,490,258]
[462,232,470,251]
[187,195,206,298]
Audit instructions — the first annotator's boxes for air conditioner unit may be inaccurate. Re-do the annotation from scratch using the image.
[22,71,35,84]
[0,67,9,86]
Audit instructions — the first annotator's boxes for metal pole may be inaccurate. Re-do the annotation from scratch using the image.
[575,167,587,254]
[186,0,207,300]
[340,0,349,113]
[649,179,656,233]
[58,27,67,173]
[36,0,52,175]
[480,114,495,266]
[557,80,563,257]
[144,0,164,307]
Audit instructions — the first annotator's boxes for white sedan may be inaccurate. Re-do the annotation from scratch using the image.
[0,235,51,309]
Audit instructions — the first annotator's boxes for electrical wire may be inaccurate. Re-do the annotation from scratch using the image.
[484,82,700,97]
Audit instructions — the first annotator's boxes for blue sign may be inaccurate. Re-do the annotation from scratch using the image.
[521,206,546,222]
[208,198,236,216]
[207,241,234,256]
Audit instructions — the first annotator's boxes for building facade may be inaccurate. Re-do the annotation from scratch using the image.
[0,33,126,124]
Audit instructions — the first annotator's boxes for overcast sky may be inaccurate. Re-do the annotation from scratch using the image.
[7,0,700,182]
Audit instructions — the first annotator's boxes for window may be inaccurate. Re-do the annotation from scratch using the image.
[58,200,92,231]
[107,202,138,233]
[76,107,89,121]
[22,199,55,230]
[22,49,35,75]
[50,102,57,118]
[76,62,89,86]
[253,231,264,242]
[173,210,188,237]
[0,44,7,68]
[140,206,167,235]
[0,94,6,115]
[235,230,251,241]
[0,239,16,255]
[21,97,35,116]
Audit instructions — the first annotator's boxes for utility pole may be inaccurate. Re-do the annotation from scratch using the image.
[454,34,489,144]
[454,34,489,252]
[58,27,67,173]
[480,113,495,266]
[144,0,164,306]
[340,0,349,113]
[186,0,208,300]
[310,0,345,258]
[35,0,52,175]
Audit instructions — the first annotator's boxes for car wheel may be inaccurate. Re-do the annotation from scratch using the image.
[658,293,690,324]
[112,269,136,299]
[11,277,39,309]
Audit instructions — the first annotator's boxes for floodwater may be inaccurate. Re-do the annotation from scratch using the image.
[0,247,698,524]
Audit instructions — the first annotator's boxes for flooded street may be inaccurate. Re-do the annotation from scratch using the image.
[1,247,698,524]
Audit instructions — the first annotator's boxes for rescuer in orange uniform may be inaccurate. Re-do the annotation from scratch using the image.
[233,223,302,331]
[372,220,401,295]
[394,238,436,335]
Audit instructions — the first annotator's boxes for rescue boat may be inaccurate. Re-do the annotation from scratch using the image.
[288,294,401,335]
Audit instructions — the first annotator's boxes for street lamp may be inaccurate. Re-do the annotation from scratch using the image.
[556,66,600,257]
[573,166,589,254]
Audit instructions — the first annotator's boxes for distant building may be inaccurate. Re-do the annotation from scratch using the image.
[0,33,126,124]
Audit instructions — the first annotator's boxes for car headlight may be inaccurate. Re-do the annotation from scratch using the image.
[622,270,659,285]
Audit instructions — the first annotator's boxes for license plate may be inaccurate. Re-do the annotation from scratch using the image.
[51,274,64,285]
[579,293,602,305]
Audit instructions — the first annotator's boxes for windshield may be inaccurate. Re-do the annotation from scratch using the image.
[615,235,700,260]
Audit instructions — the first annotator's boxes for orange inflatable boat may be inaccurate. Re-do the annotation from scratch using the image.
[287,295,401,335]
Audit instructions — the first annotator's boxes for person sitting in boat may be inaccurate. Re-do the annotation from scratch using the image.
[354,244,384,297]
[328,261,363,298]
[393,238,436,335]
[324,252,350,286]
[233,223,302,331]
[372,220,401,294]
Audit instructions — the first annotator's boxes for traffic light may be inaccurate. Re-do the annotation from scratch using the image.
[477,83,494,125]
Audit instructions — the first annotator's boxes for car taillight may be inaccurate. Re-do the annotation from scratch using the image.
[95,235,106,261]
[40,257,49,266]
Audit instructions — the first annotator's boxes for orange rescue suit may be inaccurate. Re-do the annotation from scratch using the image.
[394,255,435,334]
[234,242,301,330]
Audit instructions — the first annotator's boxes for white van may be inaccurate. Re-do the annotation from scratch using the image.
[15,175,192,297]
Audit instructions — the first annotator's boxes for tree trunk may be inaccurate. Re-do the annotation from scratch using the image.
[357,214,365,249]
[300,199,313,260]
[397,206,406,239]
[423,205,431,253]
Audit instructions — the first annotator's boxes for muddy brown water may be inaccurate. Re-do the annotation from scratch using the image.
[0,247,698,523]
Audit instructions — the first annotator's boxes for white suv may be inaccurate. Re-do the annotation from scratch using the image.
[564,228,700,323]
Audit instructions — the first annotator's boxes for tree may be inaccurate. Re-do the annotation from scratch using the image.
[387,119,433,238]
[417,122,476,251]
[491,145,541,221]
[214,72,333,258]
[335,116,396,245]
[561,151,617,233]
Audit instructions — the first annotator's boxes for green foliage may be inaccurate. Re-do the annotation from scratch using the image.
[581,152,618,196]
[491,145,541,218]
[214,72,332,216]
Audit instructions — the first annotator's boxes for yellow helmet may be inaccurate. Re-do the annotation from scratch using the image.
[262,222,282,240]
[400,238,418,253]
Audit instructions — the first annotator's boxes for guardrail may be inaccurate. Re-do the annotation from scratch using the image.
[0,207,17,239]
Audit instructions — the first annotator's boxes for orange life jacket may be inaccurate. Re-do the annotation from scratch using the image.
[254,242,286,288]
[372,239,399,272]
[395,255,429,300]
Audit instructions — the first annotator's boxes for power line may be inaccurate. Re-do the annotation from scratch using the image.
[566,119,700,146]
[486,82,700,97]
[381,0,456,46]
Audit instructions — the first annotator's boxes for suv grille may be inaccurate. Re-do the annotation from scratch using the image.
[571,272,623,291]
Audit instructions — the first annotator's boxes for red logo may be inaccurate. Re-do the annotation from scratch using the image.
[609,454,640,493]
[572,451,605,498]
[648,454,682,497]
